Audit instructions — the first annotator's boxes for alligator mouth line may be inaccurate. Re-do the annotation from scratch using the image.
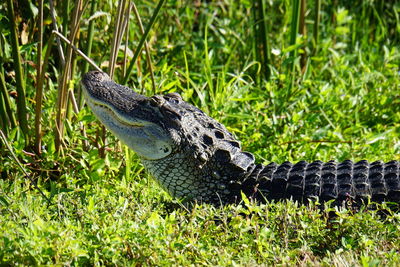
[91,100,145,128]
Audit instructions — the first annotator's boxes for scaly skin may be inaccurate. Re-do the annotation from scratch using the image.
[81,71,400,206]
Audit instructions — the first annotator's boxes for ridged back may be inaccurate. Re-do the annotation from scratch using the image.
[239,160,400,205]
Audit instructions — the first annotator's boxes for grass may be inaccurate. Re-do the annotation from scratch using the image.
[1,0,400,265]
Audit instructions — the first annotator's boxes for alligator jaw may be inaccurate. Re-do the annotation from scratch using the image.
[81,71,175,160]
[84,91,146,129]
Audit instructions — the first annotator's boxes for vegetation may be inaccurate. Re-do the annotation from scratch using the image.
[1,0,399,265]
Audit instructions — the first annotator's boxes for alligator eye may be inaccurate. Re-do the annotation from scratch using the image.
[150,95,164,107]
[164,92,182,103]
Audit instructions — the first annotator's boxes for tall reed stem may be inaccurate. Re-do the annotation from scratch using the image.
[55,0,83,152]
[299,0,307,71]
[6,0,29,138]
[123,0,166,84]
[0,31,16,132]
[313,0,321,55]
[252,0,270,81]
[288,0,301,91]
[109,0,128,78]
[0,91,7,135]
[132,1,157,93]
[79,0,98,108]
[34,0,44,154]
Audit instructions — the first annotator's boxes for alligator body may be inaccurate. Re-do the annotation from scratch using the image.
[82,71,400,206]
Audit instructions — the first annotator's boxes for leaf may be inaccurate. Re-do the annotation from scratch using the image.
[366,129,393,145]
[335,26,350,35]
[147,212,162,228]
[0,195,9,206]
[87,196,95,212]
[241,191,250,207]
[337,8,352,24]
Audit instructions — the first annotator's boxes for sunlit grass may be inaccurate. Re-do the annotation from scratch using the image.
[0,0,399,265]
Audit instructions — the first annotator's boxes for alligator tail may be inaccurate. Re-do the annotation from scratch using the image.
[237,160,400,205]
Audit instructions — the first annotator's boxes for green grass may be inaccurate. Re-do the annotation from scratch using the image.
[1,0,400,265]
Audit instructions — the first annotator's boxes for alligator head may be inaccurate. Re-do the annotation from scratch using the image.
[82,71,255,204]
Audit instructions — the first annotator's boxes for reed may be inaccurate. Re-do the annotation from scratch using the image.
[54,0,85,152]
[132,1,156,93]
[79,0,97,108]
[0,58,16,133]
[0,90,7,135]
[299,0,307,71]
[252,0,270,81]
[49,0,65,66]
[34,0,44,154]
[108,0,129,78]
[6,0,29,139]
[123,0,166,85]
[288,0,301,92]
[313,0,321,54]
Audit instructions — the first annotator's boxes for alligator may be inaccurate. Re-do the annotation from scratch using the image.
[81,71,400,206]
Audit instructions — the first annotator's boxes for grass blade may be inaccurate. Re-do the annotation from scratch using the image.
[132,1,157,93]
[48,0,66,66]
[52,31,101,72]
[6,0,29,138]
[79,0,98,108]
[122,0,166,85]
[109,0,128,78]
[0,129,51,205]
[122,4,131,78]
